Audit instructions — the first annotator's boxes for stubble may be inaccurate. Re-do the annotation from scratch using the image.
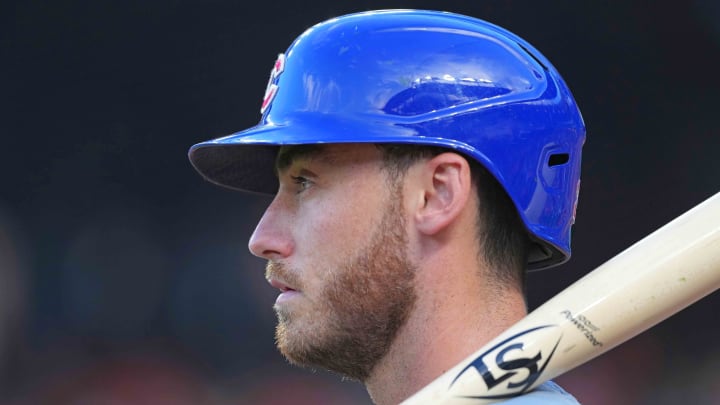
[266,190,417,381]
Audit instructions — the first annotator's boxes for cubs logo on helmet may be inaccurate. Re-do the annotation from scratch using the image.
[261,53,285,114]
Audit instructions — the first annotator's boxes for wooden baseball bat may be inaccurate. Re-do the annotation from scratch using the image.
[400,191,720,404]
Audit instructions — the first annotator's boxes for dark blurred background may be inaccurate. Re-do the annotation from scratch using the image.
[1,0,719,404]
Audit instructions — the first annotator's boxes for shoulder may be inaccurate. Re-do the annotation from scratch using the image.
[498,381,581,404]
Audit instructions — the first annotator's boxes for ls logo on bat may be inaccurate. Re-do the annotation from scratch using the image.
[448,325,563,400]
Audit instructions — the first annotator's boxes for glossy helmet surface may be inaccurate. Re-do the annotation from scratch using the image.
[188,9,585,269]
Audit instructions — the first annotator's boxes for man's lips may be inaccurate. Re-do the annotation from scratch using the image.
[268,278,297,293]
[268,278,301,304]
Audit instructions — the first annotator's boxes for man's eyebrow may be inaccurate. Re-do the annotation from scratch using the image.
[275,145,325,174]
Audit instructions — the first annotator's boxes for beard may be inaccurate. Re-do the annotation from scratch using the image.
[265,191,417,382]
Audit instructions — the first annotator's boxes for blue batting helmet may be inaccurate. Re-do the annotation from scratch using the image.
[188,9,585,270]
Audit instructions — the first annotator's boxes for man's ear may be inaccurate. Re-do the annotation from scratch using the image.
[414,152,473,236]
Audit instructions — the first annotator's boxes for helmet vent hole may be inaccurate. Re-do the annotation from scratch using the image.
[548,153,569,167]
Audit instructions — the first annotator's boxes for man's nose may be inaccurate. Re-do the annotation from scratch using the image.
[248,198,294,260]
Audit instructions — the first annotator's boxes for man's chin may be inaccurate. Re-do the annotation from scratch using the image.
[275,327,314,367]
[275,321,308,359]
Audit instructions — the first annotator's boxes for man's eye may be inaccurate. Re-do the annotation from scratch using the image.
[290,175,313,192]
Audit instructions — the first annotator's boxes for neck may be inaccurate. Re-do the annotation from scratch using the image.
[364,254,527,405]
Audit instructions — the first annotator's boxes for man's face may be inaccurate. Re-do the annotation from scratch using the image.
[249,144,417,381]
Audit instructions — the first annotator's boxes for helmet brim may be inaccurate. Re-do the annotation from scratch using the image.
[188,114,479,195]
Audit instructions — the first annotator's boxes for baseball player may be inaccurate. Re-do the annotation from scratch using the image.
[188,10,585,404]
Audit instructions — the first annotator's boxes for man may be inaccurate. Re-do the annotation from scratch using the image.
[189,10,585,404]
